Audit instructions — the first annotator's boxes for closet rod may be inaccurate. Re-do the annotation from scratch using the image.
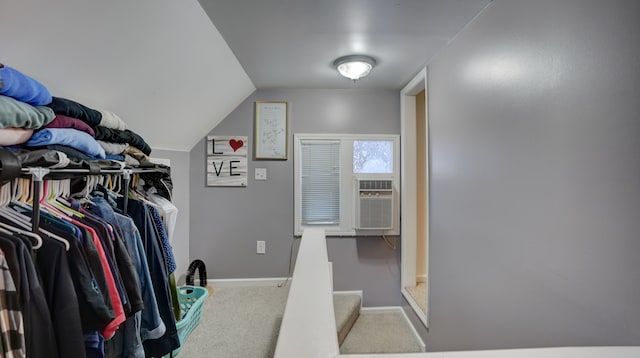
[20,167,164,175]
[21,166,166,232]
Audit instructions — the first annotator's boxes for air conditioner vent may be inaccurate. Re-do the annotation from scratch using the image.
[356,179,394,230]
[359,179,392,191]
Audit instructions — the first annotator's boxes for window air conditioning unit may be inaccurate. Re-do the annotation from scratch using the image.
[355,179,394,230]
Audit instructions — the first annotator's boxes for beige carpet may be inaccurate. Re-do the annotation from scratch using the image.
[177,285,289,358]
[405,282,427,314]
[340,310,423,354]
[334,294,361,345]
[177,285,422,357]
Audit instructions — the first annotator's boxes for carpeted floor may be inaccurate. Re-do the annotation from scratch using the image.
[340,310,423,354]
[406,282,427,314]
[177,285,423,357]
[177,285,289,358]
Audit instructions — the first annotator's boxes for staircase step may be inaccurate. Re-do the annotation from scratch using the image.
[340,310,424,354]
[333,293,361,346]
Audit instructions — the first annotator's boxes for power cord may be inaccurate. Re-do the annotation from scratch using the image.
[382,235,396,250]
[277,237,299,288]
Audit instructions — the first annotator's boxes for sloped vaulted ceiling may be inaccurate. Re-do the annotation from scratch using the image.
[199,0,491,90]
[0,0,255,151]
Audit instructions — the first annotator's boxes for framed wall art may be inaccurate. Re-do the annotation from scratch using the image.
[254,101,288,160]
[206,136,247,187]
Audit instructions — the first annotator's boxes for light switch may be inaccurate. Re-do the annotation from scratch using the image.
[255,167,267,180]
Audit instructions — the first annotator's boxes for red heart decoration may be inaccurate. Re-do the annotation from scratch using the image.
[229,139,244,152]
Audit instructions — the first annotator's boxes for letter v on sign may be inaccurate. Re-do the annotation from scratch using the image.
[212,161,223,176]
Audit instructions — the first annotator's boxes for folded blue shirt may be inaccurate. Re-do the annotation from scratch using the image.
[26,128,106,159]
[105,154,125,162]
[0,64,52,106]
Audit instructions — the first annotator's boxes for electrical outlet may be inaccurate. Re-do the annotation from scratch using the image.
[256,240,266,254]
[255,168,267,180]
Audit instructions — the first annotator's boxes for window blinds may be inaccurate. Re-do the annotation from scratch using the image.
[300,140,340,225]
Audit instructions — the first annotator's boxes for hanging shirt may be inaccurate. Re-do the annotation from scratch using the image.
[79,214,130,315]
[0,248,25,358]
[36,236,86,358]
[148,194,178,245]
[89,197,166,341]
[73,222,126,339]
[147,206,176,274]
[123,198,179,357]
[37,214,115,333]
[3,234,58,358]
[80,210,143,316]
[0,237,21,305]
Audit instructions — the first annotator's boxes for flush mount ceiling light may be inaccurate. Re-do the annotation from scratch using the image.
[333,55,377,81]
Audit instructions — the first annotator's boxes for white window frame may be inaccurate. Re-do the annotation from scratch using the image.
[294,133,400,236]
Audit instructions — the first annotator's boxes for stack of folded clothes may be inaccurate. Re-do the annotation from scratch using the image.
[0,63,152,166]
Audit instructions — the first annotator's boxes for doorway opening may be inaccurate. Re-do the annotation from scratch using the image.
[400,68,429,326]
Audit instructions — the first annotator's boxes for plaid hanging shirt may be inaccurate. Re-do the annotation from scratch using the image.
[0,250,25,358]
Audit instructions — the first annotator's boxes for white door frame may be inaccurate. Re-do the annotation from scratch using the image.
[400,67,429,326]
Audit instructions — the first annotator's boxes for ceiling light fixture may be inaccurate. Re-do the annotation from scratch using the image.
[333,55,377,81]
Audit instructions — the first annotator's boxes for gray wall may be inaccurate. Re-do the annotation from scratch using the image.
[189,89,402,306]
[150,149,191,280]
[425,0,640,350]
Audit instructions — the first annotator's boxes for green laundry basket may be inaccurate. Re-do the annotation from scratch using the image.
[165,285,209,357]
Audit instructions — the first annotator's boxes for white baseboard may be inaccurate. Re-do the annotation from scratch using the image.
[206,277,289,287]
[333,290,363,297]
[360,306,426,352]
[401,288,428,327]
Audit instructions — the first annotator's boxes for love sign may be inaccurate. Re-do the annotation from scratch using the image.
[207,136,248,187]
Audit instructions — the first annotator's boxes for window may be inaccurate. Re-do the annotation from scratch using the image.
[294,134,400,236]
[300,140,341,225]
[353,140,394,174]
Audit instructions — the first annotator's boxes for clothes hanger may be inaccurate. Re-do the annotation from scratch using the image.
[9,196,72,251]
[44,179,81,218]
[27,177,36,204]
[3,179,31,218]
[0,189,21,237]
[17,178,29,203]
[10,178,37,215]
[106,175,113,191]
[8,212,70,251]
[0,215,43,249]
[4,203,70,251]
[130,173,151,199]
[54,179,75,210]
[63,178,71,198]
[105,174,123,201]
[74,175,99,207]
[114,174,121,195]
[40,226,70,251]
[0,182,10,207]
[2,179,69,250]
[0,225,12,236]
[14,178,27,203]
